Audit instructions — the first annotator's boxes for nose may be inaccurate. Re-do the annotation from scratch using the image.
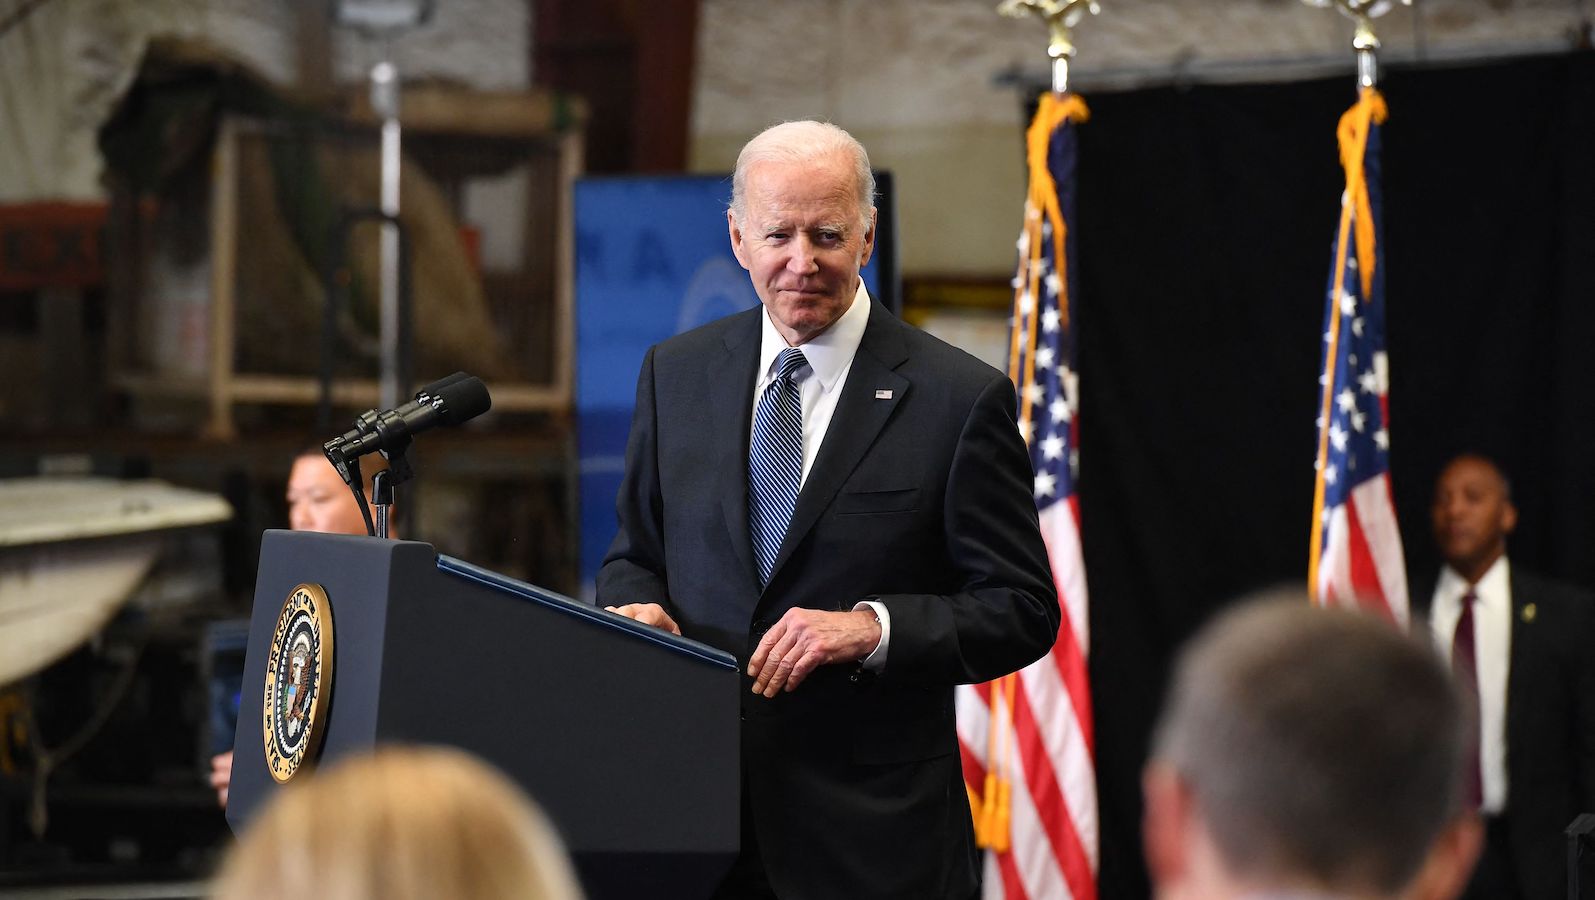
[786,236,819,275]
[289,504,311,531]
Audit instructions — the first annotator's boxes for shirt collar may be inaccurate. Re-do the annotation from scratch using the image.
[1437,554,1511,609]
[757,280,870,392]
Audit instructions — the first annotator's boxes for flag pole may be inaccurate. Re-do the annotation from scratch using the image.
[956,7,1102,898]
[998,0,1101,96]
[1299,0,1412,89]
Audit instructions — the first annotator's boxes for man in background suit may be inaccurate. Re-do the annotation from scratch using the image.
[596,120,1059,899]
[1142,596,1481,900]
[1419,453,1595,900]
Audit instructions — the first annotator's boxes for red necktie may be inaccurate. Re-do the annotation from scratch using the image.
[1452,589,1483,808]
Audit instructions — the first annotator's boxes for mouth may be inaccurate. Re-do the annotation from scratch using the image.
[776,290,828,304]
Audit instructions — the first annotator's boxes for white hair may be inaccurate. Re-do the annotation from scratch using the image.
[729,120,875,230]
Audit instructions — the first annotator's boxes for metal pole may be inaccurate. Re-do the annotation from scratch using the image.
[1354,19,1380,88]
[1300,0,1413,89]
[999,0,1100,96]
[371,58,403,412]
[1051,46,1072,95]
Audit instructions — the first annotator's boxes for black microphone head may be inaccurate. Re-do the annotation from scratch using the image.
[415,371,470,400]
[434,375,491,425]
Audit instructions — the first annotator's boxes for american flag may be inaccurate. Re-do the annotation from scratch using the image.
[956,92,1098,900]
[1308,87,1408,625]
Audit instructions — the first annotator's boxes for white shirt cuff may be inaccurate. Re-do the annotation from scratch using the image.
[853,600,890,672]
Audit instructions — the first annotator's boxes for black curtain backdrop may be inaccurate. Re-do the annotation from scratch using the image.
[1069,52,1595,898]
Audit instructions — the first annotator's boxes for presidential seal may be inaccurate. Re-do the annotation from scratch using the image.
[262,583,335,783]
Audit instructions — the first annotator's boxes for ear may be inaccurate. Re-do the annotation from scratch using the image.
[1142,763,1195,894]
[728,209,751,270]
[1402,814,1482,900]
[1501,500,1518,537]
[858,207,878,268]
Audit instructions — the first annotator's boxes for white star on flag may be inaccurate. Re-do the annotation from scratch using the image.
[1034,470,1057,498]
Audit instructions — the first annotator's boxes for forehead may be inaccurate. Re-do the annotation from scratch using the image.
[288,455,340,491]
[1436,458,1504,494]
[741,156,860,223]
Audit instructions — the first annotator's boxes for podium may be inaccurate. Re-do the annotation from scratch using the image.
[228,530,740,899]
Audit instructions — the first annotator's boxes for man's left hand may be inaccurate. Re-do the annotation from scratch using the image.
[748,608,881,697]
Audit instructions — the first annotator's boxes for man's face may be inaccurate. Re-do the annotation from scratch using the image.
[729,154,876,346]
[1431,456,1516,580]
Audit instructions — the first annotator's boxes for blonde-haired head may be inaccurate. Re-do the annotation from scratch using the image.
[214,745,583,900]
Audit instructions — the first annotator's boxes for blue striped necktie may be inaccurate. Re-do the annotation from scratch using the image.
[748,348,807,587]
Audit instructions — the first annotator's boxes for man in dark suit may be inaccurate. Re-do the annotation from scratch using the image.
[596,120,1060,899]
[1417,453,1595,900]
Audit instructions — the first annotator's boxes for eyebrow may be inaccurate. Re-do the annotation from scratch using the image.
[760,222,851,236]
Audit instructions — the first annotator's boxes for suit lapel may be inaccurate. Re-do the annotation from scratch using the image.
[765,304,910,589]
[713,313,763,591]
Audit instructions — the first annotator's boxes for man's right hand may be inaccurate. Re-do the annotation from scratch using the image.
[604,603,682,636]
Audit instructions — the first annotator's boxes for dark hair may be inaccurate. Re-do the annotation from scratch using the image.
[294,444,388,491]
[1436,452,1512,502]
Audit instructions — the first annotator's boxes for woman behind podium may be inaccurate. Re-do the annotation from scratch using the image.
[209,448,391,807]
[213,745,583,900]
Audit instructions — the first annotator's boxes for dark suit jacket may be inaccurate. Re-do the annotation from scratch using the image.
[597,299,1060,900]
[1415,566,1595,900]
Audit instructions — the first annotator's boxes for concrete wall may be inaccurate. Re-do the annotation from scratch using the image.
[0,0,529,202]
[689,0,1586,277]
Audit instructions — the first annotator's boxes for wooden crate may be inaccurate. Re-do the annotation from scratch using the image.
[106,87,585,438]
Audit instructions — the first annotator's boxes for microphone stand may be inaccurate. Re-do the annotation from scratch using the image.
[370,443,416,539]
[372,470,395,539]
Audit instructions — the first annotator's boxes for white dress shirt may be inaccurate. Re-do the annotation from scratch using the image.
[750,280,890,669]
[1429,555,1512,814]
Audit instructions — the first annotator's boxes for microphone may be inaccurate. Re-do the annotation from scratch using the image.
[348,372,471,440]
[324,373,492,468]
